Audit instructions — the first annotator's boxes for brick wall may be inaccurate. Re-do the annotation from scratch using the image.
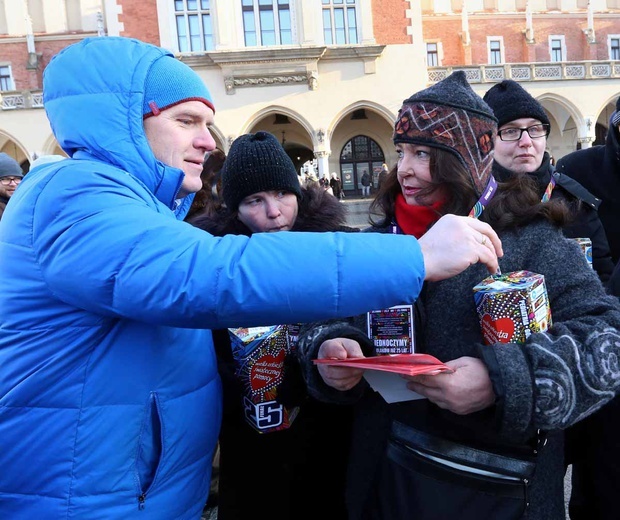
[424,14,620,65]
[1,38,83,90]
[372,0,410,44]
[118,0,160,45]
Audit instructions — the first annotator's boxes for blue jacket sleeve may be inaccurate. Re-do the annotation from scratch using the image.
[30,169,427,329]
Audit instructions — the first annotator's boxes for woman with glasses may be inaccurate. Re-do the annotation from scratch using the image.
[483,79,614,282]
[0,152,23,219]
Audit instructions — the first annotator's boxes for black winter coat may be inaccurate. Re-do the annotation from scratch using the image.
[493,153,614,282]
[557,125,620,264]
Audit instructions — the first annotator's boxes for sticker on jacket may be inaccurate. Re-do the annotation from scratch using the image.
[367,305,415,355]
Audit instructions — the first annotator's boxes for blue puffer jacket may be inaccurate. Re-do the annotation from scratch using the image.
[0,37,427,519]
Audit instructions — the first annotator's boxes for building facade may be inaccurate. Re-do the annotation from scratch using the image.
[0,0,619,197]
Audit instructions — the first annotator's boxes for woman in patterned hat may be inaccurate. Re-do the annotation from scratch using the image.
[297,71,620,520]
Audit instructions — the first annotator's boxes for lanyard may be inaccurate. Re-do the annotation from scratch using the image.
[468,176,498,219]
[540,175,557,203]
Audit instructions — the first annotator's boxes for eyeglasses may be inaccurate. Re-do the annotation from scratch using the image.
[0,176,21,186]
[497,124,550,142]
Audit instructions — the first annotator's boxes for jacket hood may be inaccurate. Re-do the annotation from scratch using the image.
[43,37,186,209]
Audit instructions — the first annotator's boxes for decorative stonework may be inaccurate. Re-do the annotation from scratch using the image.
[224,73,311,95]
[180,45,384,95]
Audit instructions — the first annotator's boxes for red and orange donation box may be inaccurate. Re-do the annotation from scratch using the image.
[473,270,552,345]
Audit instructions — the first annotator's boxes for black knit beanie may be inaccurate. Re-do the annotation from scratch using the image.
[221,131,302,211]
[393,71,497,196]
[483,79,550,128]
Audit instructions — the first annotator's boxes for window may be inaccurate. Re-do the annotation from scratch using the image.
[610,36,620,60]
[427,43,439,67]
[549,36,565,62]
[339,135,385,196]
[0,65,13,91]
[175,0,214,52]
[488,39,502,65]
[242,0,292,47]
[322,0,358,45]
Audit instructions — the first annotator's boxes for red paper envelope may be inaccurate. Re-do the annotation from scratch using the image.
[313,353,452,376]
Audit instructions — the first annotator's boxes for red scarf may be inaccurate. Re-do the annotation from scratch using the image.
[394,193,442,239]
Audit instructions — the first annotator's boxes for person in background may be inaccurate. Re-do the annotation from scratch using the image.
[330,172,343,200]
[185,149,226,221]
[377,163,389,191]
[0,37,502,519]
[190,131,357,520]
[0,152,23,219]
[483,79,614,282]
[360,170,371,198]
[297,71,620,520]
[554,96,620,520]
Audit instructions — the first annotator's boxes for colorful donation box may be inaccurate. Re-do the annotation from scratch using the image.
[228,325,300,434]
[473,271,552,345]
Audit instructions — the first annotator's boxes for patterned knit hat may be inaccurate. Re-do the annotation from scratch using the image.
[221,131,302,211]
[483,79,550,128]
[143,56,215,117]
[393,71,497,196]
[0,153,23,179]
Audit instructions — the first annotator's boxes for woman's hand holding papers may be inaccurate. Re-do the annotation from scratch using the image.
[403,356,496,415]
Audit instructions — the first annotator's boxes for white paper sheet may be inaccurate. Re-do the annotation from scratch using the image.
[363,370,426,403]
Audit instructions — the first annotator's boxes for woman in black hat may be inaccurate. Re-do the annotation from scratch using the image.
[189,131,357,520]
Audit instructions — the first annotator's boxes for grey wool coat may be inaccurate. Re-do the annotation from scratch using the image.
[298,218,620,520]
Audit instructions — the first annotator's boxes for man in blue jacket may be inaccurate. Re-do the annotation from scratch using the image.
[0,37,501,519]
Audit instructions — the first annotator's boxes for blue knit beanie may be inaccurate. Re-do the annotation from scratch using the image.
[143,56,215,117]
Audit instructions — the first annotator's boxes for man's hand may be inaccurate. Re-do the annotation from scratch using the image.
[404,356,496,415]
[419,215,503,281]
[317,338,365,391]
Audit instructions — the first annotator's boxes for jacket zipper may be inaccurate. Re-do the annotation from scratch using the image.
[138,492,146,510]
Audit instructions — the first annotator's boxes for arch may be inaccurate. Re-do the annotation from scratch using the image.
[537,92,584,131]
[208,125,227,153]
[239,105,315,144]
[328,101,398,183]
[39,134,66,157]
[327,100,395,141]
[0,130,30,161]
[232,106,316,174]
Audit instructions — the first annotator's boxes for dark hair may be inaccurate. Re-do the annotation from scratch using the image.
[185,149,226,221]
[369,147,569,231]
[483,174,569,231]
